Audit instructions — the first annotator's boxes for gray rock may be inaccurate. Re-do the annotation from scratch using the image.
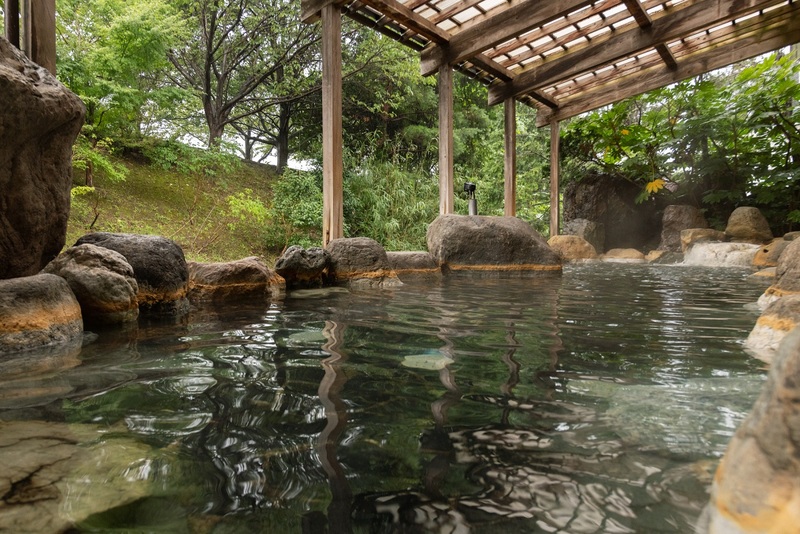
[562,218,605,253]
[700,327,800,533]
[326,237,402,288]
[42,244,138,325]
[784,231,800,241]
[0,274,83,352]
[725,206,773,244]
[659,205,707,252]
[426,215,562,274]
[274,246,330,288]
[74,233,189,316]
[563,173,661,251]
[188,256,285,302]
[0,37,85,279]
[387,251,441,281]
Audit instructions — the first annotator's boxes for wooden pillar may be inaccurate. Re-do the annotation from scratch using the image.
[4,0,20,48]
[549,121,560,238]
[321,4,343,247]
[438,65,454,215]
[22,0,31,56]
[503,98,517,217]
[30,0,56,74]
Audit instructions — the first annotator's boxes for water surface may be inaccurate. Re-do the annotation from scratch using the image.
[0,263,767,533]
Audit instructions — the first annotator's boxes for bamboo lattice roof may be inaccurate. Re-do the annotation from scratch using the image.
[302,0,800,125]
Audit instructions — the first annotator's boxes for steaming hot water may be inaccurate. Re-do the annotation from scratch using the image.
[0,263,767,532]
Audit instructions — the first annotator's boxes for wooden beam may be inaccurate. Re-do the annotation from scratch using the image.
[549,121,559,239]
[4,0,20,48]
[358,0,450,44]
[322,4,343,247]
[420,0,595,76]
[621,0,677,68]
[504,98,516,217]
[438,65,454,215]
[535,4,800,126]
[22,0,31,56]
[30,0,55,74]
[488,0,785,105]
[301,0,340,24]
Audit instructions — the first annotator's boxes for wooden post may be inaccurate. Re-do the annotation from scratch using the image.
[30,0,56,74]
[549,120,560,238]
[321,4,343,247]
[22,0,31,57]
[503,98,517,217]
[4,0,20,48]
[438,64,454,215]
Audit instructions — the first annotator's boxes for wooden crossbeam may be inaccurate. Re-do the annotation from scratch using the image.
[488,0,785,105]
[420,0,596,76]
[358,0,450,44]
[534,3,800,126]
[621,0,678,68]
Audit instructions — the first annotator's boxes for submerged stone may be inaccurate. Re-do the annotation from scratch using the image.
[401,353,454,370]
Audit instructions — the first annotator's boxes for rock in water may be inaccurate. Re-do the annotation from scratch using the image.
[75,233,189,316]
[326,237,402,289]
[426,215,561,273]
[745,295,800,363]
[547,235,598,261]
[562,218,605,253]
[659,205,708,252]
[42,244,139,326]
[699,327,800,533]
[0,274,83,352]
[274,246,330,288]
[725,207,773,244]
[683,242,760,268]
[188,257,285,302]
[0,37,85,279]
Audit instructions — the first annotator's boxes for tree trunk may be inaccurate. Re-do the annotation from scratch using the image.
[276,101,290,174]
[85,159,94,187]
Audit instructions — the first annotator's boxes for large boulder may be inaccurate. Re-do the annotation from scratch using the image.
[274,246,330,289]
[426,215,561,273]
[659,205,707,252]
[326,237,402,289]
[0,38,86,279]
[562,218,605,253]
[0,274,83,352]
[725,207,773,244]
[744,295,800,364]
[683,242,760,268]
[188,257,285,302]
[547,235,598,262]
[42,244,139,326]
[74,233,189,316]
[699,327,800,533]
[563,173,662,251]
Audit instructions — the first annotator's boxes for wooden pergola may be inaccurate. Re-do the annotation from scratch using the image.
[301,0,800,245]
[3,0,56,74]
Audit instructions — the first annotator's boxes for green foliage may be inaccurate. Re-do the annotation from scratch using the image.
[562,52,800,232]
[140,140,242,178]
[72,136,128,183]
[264,169,324,250]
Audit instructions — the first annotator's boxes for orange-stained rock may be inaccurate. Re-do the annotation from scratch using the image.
[699,327,800,533]
[188,257,285,302]
[327,237,402,289]
[745,295,800,363]
[753,239,790,269]
[547,235,598,261]
[680,228,727,252]
[0,274,83,353]
[601,248,646,263]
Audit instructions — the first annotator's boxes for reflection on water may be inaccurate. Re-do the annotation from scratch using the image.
[0,264,767,532]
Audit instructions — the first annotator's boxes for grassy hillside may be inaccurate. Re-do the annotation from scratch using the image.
[67,148,282,264]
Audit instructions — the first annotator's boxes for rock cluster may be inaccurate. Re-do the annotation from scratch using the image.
[0,37,85,279]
